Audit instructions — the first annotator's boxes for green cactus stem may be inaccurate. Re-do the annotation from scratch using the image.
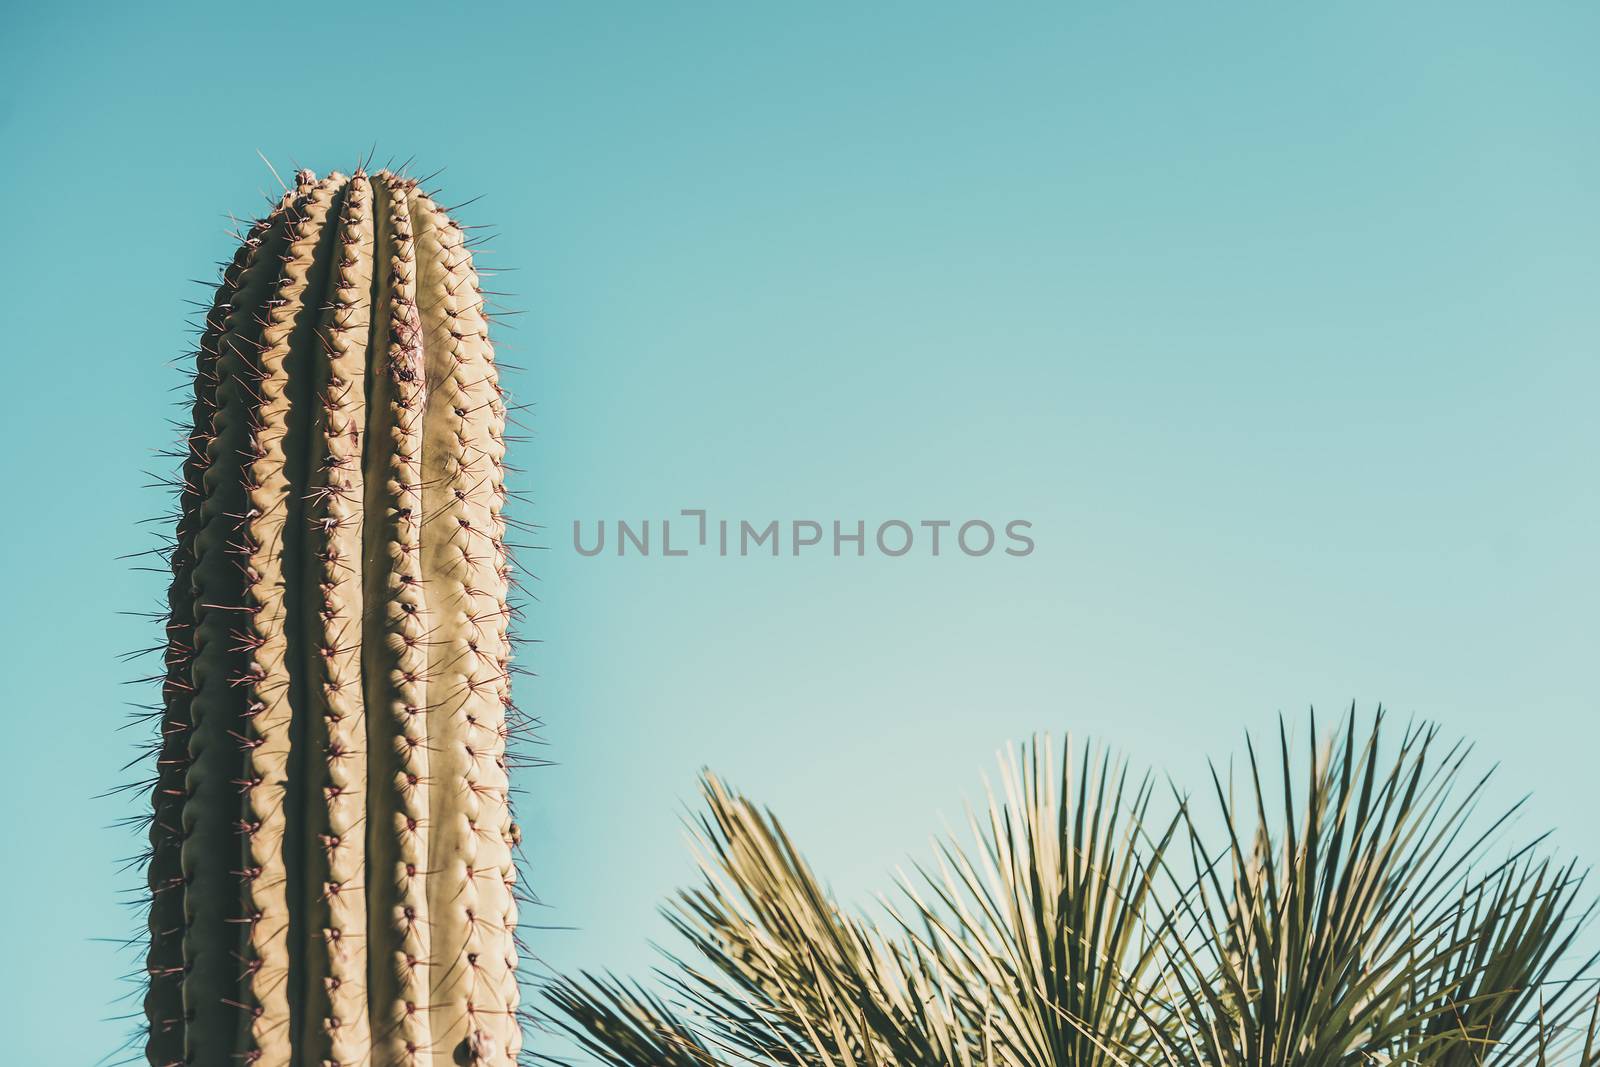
[143,168,521,1067]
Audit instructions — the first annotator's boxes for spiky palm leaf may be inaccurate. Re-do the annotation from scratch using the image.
[1408,858,1596,1066]
[543,740,1167,1066]
[895,739,1182,1067]
[542,712,1595,1067]
[1153,712,1595,1067]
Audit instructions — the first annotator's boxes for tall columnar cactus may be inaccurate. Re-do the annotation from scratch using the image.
[143,168,522,1067]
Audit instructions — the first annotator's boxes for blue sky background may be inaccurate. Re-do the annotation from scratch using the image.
[1,2,1596,1062]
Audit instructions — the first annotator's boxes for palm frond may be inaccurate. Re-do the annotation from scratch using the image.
[1411,859,1596,1067]
[542,710,1595,1067]
[1152,709,1594,1067]
[544,974,718,1066]
[543,773,980,1066]
[896,736,1182,1067]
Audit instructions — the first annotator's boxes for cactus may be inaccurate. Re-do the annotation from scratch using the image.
[142,168,522,1067]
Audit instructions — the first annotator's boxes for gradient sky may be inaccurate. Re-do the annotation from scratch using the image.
[2,3,1596,1062]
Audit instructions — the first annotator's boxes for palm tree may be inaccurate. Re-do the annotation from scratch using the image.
[543,711,1598,1066]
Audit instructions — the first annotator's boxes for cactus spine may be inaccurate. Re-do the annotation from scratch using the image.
[143,169,520,1067]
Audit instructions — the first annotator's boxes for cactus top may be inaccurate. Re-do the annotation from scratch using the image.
[144,170,520,1067]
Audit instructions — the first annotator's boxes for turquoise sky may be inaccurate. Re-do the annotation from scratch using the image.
[2,3,1596,1062]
